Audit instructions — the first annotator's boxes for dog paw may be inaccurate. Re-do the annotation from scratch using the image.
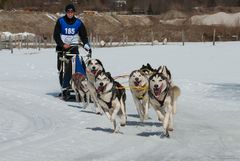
[120,123,126,127]
[83,104,88,109]
[144,115,149,120]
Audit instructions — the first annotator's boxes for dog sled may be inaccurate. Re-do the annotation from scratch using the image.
[58,43,92,101]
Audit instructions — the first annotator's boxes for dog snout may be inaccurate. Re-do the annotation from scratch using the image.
[92,66,96,70]
[99,82,104,86]
[154,84,159,88]
[135,77,139,81]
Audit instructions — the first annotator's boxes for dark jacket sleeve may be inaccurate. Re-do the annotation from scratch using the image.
[53,19,64,50]
[78,21,89,46]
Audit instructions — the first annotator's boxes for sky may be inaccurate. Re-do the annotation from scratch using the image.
[0,42,240,161]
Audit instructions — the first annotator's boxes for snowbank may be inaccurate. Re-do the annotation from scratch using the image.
[0,32,36,41]
[190,12,240,27]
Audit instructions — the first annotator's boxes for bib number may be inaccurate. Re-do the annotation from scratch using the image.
[65,28,75,34]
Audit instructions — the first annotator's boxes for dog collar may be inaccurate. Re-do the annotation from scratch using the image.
[149,85,169,107]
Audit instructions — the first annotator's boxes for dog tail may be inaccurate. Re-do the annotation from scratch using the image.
[171,85,181,114]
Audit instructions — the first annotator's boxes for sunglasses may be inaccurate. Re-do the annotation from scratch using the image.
[67,9,74,13]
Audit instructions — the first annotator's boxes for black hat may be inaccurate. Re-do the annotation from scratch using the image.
[65,4,76,12]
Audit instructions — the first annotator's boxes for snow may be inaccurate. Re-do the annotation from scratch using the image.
[0,42,240,161]
[0,32,36,41]
[191,12,240,27]
[45,13,57,22]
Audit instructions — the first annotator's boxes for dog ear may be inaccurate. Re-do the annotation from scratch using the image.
[147,63,151,68]
[157,66,163,73]
[96,59,103,67]
[106,72,114,81]
[165,66,171,79]
[105,72,111,78]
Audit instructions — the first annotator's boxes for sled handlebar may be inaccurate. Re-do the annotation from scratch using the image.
[56,42,92,58]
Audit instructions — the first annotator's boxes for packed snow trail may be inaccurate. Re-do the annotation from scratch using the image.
[0,43,240,161]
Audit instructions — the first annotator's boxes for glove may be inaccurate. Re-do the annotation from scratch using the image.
[84,43,92,58]
[86,49,92,58]
[84,43,91,51]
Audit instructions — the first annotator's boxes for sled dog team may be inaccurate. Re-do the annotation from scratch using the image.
[71,59,181,137]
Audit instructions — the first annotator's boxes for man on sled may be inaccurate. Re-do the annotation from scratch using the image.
[53,4,91,101]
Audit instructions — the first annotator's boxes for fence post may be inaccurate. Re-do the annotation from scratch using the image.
[26,35,29,49]
[90,33,92,45]
[109,36,113,47]
[92,36,95,48]
[51,36,54,48]
[151,31,154,46]
[125,35,128,45]
[19,35,22,49]
[182,30,185,46]
[9,36,13,53]
[213,28,216,46]
[38,36,41,51]
[35,36,37,49]
[0,36,2,50]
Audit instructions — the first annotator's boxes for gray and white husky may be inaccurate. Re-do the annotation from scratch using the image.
[86,58,105,114]
[129,70,149,122]
[94,71,127,133]
[71,73,90,108]
[148,72,180,137]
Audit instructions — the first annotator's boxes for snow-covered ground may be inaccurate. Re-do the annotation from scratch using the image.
[190,12,240,27]
[0,42,240,161]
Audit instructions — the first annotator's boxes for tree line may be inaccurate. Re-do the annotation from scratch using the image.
[1,0,240,14]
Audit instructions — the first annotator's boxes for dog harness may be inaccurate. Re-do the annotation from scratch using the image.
[97,82,125,109]
[148,85,170,107]
[133,84,148,100]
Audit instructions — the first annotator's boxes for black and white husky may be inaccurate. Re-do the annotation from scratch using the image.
[71,73,90,108]
[148,73,180,137]
[157,65,172,85]
[94,71,127,133]
[129,70,149,122]
[139,63,156,78]
[86,59,105,114]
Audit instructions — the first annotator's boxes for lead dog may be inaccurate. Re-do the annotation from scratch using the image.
[148,72,180,137]
[157,65,172,85]
[129,70,149,122]
[71,73,90,108]
[94,71,127,133]
[86,59,105,114]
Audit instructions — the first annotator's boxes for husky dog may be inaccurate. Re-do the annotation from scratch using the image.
[94,71,127,133]
[157,65,172,85]
[148,73,180,137]
[139,63,156,78]
[86,59,105,114]
[129,70,149,122]
[71,73,90,108]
